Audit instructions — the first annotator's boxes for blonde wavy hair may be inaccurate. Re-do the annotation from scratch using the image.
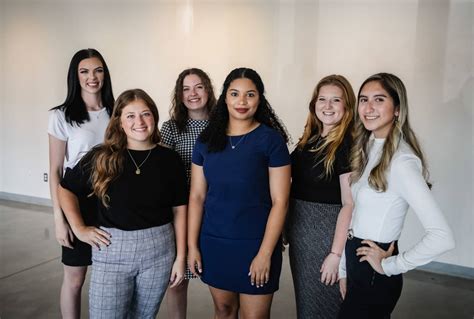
[91,89,161,207]
[296,74,355,177]
[350,73,430,191]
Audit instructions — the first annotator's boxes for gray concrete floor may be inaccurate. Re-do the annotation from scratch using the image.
[1,199,473,319]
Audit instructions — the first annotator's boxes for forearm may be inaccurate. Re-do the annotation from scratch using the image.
[258,200,288,257]
[330,203,353,255]
[187,196,204,250]
[173,205,187,260]
[49,167,65,221]
[58,185,85,233]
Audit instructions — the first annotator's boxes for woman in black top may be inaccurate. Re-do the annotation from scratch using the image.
[285,75,355,318]
[58,89,187,318]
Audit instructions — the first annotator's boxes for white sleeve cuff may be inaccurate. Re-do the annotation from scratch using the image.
[381,256,399,277]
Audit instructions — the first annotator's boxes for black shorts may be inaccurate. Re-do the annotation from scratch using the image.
[61,194,98,267]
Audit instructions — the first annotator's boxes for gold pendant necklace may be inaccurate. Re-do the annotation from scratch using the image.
[127,149,152,175]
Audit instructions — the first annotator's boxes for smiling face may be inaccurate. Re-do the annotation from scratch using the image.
[358,81,399,138]
[120,99,156,149]
[315,84,346,136]
[78,57,104,95]
[225,78,259,122]
[182,74,209,112]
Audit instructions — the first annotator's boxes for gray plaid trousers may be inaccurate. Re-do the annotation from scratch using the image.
[89,223,175,319]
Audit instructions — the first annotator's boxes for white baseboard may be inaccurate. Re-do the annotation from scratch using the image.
[0,192,52,207]
[418,261,474,280]
[0,192,472,280]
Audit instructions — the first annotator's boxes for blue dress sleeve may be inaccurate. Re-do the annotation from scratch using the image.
[267,131,290,167]
[192,139,205,166]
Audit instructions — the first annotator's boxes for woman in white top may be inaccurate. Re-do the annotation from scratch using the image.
[48,48,114,319]
[338,73,455,318]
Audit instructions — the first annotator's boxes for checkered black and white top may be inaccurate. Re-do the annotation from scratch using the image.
[160,118,209,279]
[160,118,209,183]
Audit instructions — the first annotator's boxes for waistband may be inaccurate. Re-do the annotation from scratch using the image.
[347,230,398,252]
[100,223,173,240]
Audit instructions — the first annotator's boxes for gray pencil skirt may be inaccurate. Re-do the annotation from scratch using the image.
[286,198,342,319]
[89,223,175,319]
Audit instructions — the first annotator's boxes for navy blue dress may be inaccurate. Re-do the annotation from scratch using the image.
[192,124,290,294]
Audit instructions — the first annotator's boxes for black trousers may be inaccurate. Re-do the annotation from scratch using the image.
[338,237,403,319]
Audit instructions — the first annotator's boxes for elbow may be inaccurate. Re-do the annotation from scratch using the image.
[433,228,456,254]
[189,194,205,207]
[272,197,289,213]
[445,233,456,252]
[442,226,456,252]
[342,202,354,213]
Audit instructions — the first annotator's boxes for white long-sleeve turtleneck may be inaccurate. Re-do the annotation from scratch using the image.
[339,138,455,278]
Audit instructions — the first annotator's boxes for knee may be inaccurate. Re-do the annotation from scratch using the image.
[214,301,238,318]
[168,280,189,297]
[63,269,86,291]
[240,308,270,319]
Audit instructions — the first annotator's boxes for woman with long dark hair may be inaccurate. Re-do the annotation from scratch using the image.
[58,89,188,318]
[188,67,291,318]
[161,68,216,319]
[47,48,114,318]
[338,73,455,318]
[286,75,355,318]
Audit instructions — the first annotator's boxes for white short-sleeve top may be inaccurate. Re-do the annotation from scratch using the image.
[48,108,109,169]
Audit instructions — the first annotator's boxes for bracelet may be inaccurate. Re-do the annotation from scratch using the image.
[330,251,342,258]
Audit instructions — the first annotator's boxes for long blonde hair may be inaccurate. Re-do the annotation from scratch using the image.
[296,75,355,177]
[91,89,161,206]
[350,73,430,191]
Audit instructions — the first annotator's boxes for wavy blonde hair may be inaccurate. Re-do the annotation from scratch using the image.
[296,74,355,177]
[350,73,430,191]
[91,89,161,206]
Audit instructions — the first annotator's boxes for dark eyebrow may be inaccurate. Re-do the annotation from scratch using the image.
[374,94,388,98]
[185,83,203,88]
[319,95,342,98]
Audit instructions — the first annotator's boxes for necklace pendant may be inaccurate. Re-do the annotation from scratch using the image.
[231,146,235,149]
[135,169,141,175]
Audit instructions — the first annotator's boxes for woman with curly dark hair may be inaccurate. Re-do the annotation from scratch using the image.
[188,67,291,319]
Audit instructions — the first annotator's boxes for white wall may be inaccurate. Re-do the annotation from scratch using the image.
[1,0,472,268]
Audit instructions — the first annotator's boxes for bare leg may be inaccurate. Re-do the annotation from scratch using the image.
[208,286,239,319]
[60,265,87,319]
[239,293,274,319]
[166,279,189,319]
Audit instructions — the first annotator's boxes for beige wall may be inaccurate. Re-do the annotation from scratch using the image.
[1,0,472,268]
